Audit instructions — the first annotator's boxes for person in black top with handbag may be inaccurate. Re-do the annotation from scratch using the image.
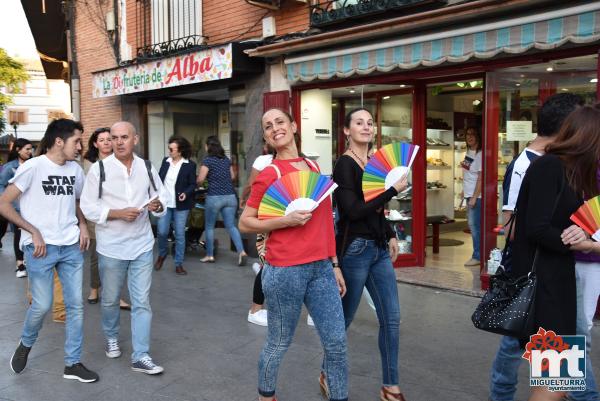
[332,108,408,401]
[511,105,600,401]
[154,136,197,275]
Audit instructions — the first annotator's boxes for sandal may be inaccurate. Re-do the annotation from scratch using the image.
[380,387,407,401]
[200,256,215,263]
[319,371,329,399]
[238,252,248,266]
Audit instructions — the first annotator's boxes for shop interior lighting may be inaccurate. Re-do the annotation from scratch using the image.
[546,66,554,72]
[516,83,521,86]
[383,96,391,100]
[349,89,356,93]
[562,88,569,91]
[399,84,406,88]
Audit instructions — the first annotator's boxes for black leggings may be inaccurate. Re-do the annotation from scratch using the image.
[12,225,24,262]
[252,268,265,305]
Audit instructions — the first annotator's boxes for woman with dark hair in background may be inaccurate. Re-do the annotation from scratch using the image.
[155,136,197,275]
[0,138,33,277]
[197,135,247,265]
[333,108,408,401]
[461,127,483,266]
[513,105,600,401]
[83,127,130,310]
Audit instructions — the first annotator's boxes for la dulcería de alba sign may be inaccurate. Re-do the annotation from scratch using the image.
[92,44,232,98]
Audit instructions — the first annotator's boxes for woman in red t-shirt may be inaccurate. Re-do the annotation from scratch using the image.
[239,108,348,401]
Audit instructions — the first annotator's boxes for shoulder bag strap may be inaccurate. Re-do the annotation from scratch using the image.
[98,160,105,199]
[144,159,158,193]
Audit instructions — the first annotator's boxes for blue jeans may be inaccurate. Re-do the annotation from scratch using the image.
[204,194,244,257]
[489,272,599,401]
[489,335,522,401]
[467,197,481,260]
[570,265,599,401]
[22,243,84,366]
[157,208,190,266]
[259,260,348,401]
[98,250,153,362]
[341,238,401,386]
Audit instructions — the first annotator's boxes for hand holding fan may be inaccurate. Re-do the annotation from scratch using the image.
[362,142,420,202]
[570,195,600,241]
[258,171,338,220]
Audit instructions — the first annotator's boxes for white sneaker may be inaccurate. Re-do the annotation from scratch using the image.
[464,258,481,267]
[248,309,268,326]
[307,315,314,326]
[252,262,261,276]
[16,266,27,278]
[105,338,122,358]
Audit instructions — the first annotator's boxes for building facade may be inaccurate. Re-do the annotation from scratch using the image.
[21,1,600,297]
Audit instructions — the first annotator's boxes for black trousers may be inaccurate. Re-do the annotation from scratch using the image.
[0,218,24,262]
[252,268,264,305]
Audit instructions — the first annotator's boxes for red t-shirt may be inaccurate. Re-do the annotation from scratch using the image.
[246,158,336,267]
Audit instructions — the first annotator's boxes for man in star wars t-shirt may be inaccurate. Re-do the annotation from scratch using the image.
[0,119,98,383]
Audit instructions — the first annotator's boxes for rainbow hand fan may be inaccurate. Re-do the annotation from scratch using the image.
[362,142,420,202]
[570,195,600,241]
[258,170,338,220]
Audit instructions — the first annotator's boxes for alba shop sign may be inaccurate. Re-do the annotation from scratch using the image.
[93,44,233,98]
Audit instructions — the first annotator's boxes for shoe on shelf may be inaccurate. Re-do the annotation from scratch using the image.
[464,258,480,267]
[248,309,268,326]
[105,338,122,358]
[10,341,31,374]
[132,356,164,375]
[63,363,99,383]
[319,371,329,399]
[307,315,315,327]
[154,255,166,271]
[252,262,261,276]
[175,265,187,275]
[238,252,248,266]
[16,265,27,278]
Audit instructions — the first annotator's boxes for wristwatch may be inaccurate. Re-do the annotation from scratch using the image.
[332,262,340,269]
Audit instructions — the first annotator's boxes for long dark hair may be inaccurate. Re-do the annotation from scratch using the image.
[344,107,372,128]
[168,135,192,159]
[466,127,482,152]
[206,135,225,158]
[546,104,600,197]
[39,118,83,154]
[84,127,111,163]
[8,138,32,162]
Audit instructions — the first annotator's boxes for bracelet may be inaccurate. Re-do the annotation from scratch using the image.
[332,262,340,269]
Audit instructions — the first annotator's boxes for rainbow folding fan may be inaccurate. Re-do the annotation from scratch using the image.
[258,171,338,219]
[570,195,600,241]
[362,142,420,202]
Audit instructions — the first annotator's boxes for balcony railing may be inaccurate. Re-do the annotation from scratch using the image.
[310,0,446,28]
[136,0,204,60]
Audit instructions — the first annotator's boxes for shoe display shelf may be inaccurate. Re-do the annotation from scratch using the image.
[426,128,455,219]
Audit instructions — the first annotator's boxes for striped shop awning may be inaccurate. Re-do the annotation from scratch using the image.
[285,7,600,83]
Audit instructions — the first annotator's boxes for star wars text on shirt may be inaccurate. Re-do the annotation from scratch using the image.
[41,175,76,196]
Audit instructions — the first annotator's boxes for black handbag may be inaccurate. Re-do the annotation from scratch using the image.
[471,177,565,337]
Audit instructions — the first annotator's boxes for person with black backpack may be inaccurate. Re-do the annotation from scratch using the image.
[80,121,168,376]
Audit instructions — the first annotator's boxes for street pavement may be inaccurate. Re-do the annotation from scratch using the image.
[0,231,597,401]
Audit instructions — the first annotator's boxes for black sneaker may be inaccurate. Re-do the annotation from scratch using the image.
[10,342,31,374]
[63,363,99,383]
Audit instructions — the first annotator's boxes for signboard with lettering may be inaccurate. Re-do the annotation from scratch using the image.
[506,120,534,141]
[92,44,233,98]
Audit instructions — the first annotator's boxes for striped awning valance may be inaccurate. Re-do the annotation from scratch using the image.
[285,8,600,83]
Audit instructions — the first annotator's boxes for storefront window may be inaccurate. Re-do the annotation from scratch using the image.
[486,54,598,267]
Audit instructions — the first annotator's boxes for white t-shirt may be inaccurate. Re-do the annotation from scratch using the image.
[461,149,482,198]
[10,155,84,249]
[502,148,542,212]
[252,154,274,172]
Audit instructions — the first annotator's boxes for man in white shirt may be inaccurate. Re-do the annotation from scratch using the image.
[0,119,98,383]
[80,121,167,375]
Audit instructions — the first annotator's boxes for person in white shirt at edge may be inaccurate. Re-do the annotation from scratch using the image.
[80,121,168,375]
[0,119,99,383]
[461,127,483,267]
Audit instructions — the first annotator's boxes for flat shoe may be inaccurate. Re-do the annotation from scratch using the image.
[200,257,215,263]
[87,297,98,304]
[238,253,247,266]
[120,303,131,311]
